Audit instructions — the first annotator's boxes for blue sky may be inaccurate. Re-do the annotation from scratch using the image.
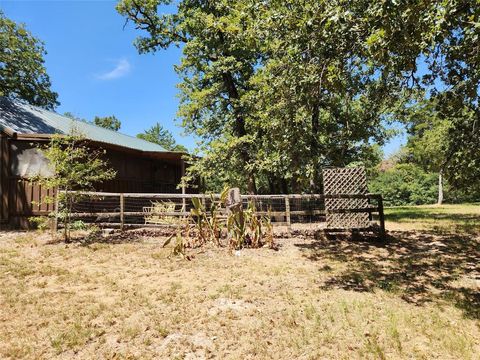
[1,0,405,156]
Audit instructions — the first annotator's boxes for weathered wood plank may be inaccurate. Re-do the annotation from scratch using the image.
[120,193,125,231]
[325,207,379,214]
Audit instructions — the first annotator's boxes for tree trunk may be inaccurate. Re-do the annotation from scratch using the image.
[310,103,320,192]
[437,170,444,205]
[281,178,289,194]
[221,71,256,194]
[267,175,275,194]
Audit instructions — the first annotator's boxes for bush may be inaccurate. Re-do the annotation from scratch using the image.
[29,216,51,231]
[369,163,438,206]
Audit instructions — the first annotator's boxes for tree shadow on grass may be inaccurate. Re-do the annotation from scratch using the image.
[385,210,480,223]
[296,231,480,319]
[51,228,176,246]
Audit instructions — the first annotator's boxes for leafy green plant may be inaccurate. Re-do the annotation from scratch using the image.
[227,200,276,250]
[71,220,87,231]
[29,216,51,231]
[162,230,192,261]
[190,187,229,247]
[166,187,276,258]
[263,211,275,249]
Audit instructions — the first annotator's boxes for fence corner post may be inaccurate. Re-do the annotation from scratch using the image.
[378,195,386,240]
[285,196,291,235]
[120,193,125,231]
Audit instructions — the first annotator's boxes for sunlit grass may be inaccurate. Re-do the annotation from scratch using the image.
[385,203,480,234]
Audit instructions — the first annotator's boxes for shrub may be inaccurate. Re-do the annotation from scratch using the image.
[369,163,437,206]
[29,216,51,231]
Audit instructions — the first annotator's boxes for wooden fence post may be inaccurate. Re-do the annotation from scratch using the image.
[285,196,291,234]
[378,195,386,240]
[52,188,59,235]
[181,159,186,212]
[120,193,125,231]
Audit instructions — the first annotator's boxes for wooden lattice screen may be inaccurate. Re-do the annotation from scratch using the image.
[323,167,370,229]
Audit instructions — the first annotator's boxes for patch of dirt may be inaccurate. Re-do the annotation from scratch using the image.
[208,298,254,316]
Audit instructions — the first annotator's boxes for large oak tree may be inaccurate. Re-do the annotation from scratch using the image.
[0,11,58,109]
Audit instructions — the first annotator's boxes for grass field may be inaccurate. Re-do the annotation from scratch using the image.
[385,203,480,234]
[0,204,479,359]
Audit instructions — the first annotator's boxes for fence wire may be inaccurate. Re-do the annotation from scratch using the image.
[66,192,327,229]
[61,191,386,238]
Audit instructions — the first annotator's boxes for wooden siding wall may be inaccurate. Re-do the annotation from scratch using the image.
[9,178,55,216]
[3,138,185,228]
[0,134,9,222]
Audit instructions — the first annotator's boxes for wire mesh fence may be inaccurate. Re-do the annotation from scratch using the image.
[61,191,384,236]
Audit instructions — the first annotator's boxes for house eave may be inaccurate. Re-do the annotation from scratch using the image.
[12,133,187,161]
[0,124,17,138]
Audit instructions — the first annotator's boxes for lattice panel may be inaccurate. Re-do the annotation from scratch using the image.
[323,167,367,195]
[323,167,370,229]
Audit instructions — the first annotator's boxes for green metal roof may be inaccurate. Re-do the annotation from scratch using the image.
[0,97,176,153]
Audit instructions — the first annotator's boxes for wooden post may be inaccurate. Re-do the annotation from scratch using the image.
[120,193,124,231]
[0,135,10,227]
[181,159,186,212]
[53,188,59,235]
[285,196,291,234]
[378,195,386,240]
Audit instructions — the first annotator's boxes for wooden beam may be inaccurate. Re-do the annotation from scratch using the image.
[0,135,10,226]
[120,193,125,231]
[181,159,186,212]
[285,197,291,234]
[325,207,379,214]
[378,196,386,240]
[53,190,59,234]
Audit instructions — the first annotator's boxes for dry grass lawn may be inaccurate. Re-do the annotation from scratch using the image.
[1,205,479,359]
[385,203,480,235]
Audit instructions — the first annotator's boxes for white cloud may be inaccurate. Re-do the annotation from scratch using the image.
[97,58,131,80]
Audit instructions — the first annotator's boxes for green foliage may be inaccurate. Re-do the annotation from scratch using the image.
[162,187,275,258]
[29,216,51,231]
[63,112,86,122]
[365,1,480,193]
[71,220,88,231]
[117,1,402,193]
[30,133,116,241]
[137,122,187,152]
[118,0,265,193]
[190,189,229,247]
[162,231,191,260]
[403,100,451,174]
[93,115,121,131]
[369,164,437,206]
[227,201,274,250]
[119,1,480,195]
[0,10,58,109]
[64,113,122,132]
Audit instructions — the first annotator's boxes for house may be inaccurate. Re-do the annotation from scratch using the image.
[0,97,188,228]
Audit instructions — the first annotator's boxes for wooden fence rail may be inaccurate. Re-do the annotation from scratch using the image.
[55,190,385,237]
